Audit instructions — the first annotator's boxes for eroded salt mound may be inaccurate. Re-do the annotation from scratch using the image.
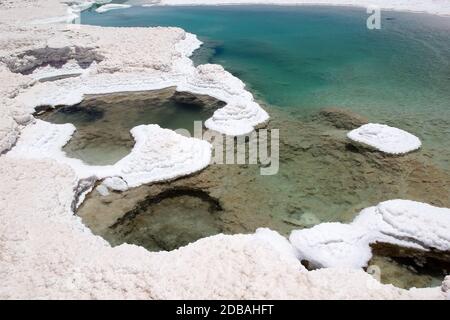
[353,199,450,251]
[95,4,131,13]
[290,223,372,268]
[347,123,421,155]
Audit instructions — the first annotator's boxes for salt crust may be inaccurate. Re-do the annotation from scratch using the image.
[0,157,444,299]
[96,4,132,13]
[347,123,422,155]
[6,120,212,188]
[151,0,450,16]
[290,200,450,269]
[0,0,448,299]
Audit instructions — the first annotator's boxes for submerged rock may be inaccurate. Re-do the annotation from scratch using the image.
[315,107,368,130]
[283,212,321,228]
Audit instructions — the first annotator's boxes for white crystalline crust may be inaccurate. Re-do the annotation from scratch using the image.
[0,0,448,299]
[30,60,95,81]
[290,200,450,269]
[6,120,212,188]
[0,157,445,299]
[101,177,128,191]
[11,30,268,137]
[290,223,372,268]
[96,4,132,13]
[347,123,422,155]
[139,0,450,16]
[1,11,268,187]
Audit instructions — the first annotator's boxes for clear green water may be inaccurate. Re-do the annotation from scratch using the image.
[82,6,450,162]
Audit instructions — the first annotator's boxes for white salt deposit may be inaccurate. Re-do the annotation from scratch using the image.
[0,0,448,300]
[96,4,132,13]
[347,123,422,154]
[289,200,450,269]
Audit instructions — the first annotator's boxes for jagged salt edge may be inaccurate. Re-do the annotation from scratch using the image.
[289,222,373,268]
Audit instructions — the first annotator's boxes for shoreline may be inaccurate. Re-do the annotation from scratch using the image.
[130,1,450,17]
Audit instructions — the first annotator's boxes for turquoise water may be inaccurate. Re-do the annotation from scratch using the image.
[81,6,450,165]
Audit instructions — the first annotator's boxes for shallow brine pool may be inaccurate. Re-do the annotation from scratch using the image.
[53,5,450,288]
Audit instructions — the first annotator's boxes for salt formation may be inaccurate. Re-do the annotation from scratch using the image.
[290,200,450,269]
[347,123,422,154]
[0,0,448,299]
[0,156,444,299]
[101,177,128,192]
[96,4,132,13]
[290,223,371,268]
[2,15,268,187]
[151,0,450,16]
[354,200,450,252]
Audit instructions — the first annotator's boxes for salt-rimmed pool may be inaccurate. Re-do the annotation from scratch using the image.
[38,88,224,165]
[73,5,450,288]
